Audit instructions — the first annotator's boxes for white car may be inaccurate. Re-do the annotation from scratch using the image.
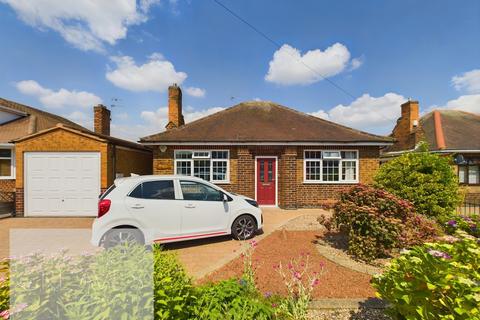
[91,175,263,248]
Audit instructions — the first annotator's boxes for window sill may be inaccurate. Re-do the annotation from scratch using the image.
[303,180,359,185]
[0,176,15,180]
[213,181,231,185]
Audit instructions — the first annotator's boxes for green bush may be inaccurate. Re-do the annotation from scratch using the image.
[193,279,275,320]
[332,185,439,261]
[372,231,480,320]
[441,214,479,238]
[374,150,461,219]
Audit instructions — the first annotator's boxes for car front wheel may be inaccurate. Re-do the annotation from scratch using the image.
[103,228,144,248]
[231,215,257,240]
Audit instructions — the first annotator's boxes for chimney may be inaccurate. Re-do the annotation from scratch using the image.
[165,84,184,130]
[400,100,420,133]
[94,104,111,136]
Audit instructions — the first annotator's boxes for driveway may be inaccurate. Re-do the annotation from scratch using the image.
[0,208,330,278]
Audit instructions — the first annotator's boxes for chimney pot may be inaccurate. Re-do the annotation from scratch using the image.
[166,84,184,130]
[93,104,111,136]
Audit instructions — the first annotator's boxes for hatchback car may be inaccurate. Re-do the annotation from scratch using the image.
[91,175,263,248]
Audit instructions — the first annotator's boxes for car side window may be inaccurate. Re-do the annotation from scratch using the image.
[180,180,224,201]
[129,180,175,200]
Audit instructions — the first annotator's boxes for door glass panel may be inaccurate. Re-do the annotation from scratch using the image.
[259,161,264,182]
[180,180,223,201]
[129,181,175,199]
[268,160,273,182]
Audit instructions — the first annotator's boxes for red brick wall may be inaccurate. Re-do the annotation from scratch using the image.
[152,145,381,208]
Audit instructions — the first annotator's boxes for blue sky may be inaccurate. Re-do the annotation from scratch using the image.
[1,0,479,141]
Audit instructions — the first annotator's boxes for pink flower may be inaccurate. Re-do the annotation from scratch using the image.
[0,310,10,319]
[294,272,302,280]
[288,263,293,270]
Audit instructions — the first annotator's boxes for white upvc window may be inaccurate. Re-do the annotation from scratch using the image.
[174,150,230,183]
[304,150,359,183]
[0,147,15,179]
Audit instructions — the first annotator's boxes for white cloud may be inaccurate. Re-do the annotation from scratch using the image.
[350,56,364,71]
[106,54,187,92]
[140,105,224,128]
[311,93,406,133]
[265,43,357,85]
[65,110,92,128]
[0,0,160,52]
[185,86,206,98]
[430,94,480,114]
[16,80,102,109]
[451,69,480,94]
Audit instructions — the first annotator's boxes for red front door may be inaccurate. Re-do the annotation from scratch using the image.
[256,157,276,205]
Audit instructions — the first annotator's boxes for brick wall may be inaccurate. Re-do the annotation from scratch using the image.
[115,147,153,179]
[151,144,381,208]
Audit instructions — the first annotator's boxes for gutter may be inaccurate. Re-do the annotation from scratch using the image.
[140,141,394,146]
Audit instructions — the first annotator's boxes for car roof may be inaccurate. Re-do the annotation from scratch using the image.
[114,175,207,185]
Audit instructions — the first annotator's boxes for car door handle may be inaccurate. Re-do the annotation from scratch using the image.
[184,204,196,209]
[131,205,144,209]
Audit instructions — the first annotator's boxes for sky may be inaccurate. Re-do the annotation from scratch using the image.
[0,0,479,141]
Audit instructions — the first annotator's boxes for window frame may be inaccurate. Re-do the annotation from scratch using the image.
[174,150,230,183]
[303,150,359,184]
[458,164,480,186]
[0,146,15,180]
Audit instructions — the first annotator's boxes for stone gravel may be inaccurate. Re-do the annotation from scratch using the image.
[308,308,391,320]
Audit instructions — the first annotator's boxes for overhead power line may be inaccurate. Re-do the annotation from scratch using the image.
[212,0,357,100]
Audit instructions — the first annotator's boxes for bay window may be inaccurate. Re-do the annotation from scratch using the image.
[304,150,358,183]
[174,150,229,183]
[0,148,14,179]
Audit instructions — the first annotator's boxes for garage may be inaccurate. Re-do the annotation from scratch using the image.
[25,152,101,217]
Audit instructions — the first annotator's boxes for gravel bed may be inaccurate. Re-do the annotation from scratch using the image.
[308,308,391,320]
[282,214,326,231]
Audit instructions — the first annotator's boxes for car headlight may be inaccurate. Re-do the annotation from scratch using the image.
[245,199,259,208]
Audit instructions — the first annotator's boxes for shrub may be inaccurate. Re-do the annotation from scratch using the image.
[153,245,195,319]
[192,279,275,320]
[372,231,480,320]
[374,150,461,219]
[441,214,479,238]
[332,185,439,261]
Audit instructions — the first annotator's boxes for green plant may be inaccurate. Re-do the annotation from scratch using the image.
[441,214,479,238]
[374,150,461,219]
[273,254,322,320]
[192,279,275,320]
[153,245,195,320]
[0,259,9,317]
[331,185,439,261]
[372,231,480,320]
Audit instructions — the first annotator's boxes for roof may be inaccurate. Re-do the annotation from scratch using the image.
[420,110,480,151]
[1,97,149,151]
[140,101,393,144]
[0,97,86,143]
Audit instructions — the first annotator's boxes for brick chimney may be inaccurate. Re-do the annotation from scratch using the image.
[93,104,111,136]
[165,84,184,130]
[391,100,421,149]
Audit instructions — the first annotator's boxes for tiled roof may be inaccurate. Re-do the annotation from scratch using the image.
[140,101,393,144]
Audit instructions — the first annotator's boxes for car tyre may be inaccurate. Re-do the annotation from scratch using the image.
[231,215,257,240]
[103,228,144,249]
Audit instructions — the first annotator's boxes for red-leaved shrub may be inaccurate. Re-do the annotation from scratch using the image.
[330,184,439,261]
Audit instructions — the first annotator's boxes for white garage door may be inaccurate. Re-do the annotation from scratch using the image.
[25,152,101,217]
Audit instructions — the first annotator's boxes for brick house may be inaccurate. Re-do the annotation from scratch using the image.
[382,100,480,196]
[0,98,152,217]
[140,85,393,208]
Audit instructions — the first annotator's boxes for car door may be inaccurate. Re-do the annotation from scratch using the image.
[179,180,230,236]
[125,179,182,241]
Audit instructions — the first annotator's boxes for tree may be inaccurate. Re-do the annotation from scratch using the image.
[375,149,461,219]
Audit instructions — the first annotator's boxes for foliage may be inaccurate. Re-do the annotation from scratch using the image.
[372,231,480,320]
[273,254,322,320]
[374,151,461,219]
[0,260,9,315]
[192,279,275,320]
[331,184,439,261]
[153,245,195,320]
[441,214,479,238]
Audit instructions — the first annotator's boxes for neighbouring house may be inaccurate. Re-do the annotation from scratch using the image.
[382,100,480,196]
[139,85,393,208]
[0,97,152,217]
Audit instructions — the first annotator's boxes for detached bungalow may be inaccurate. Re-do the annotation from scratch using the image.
[383,100,480,196]
[0,98,152,217]
[140,85,393,208]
